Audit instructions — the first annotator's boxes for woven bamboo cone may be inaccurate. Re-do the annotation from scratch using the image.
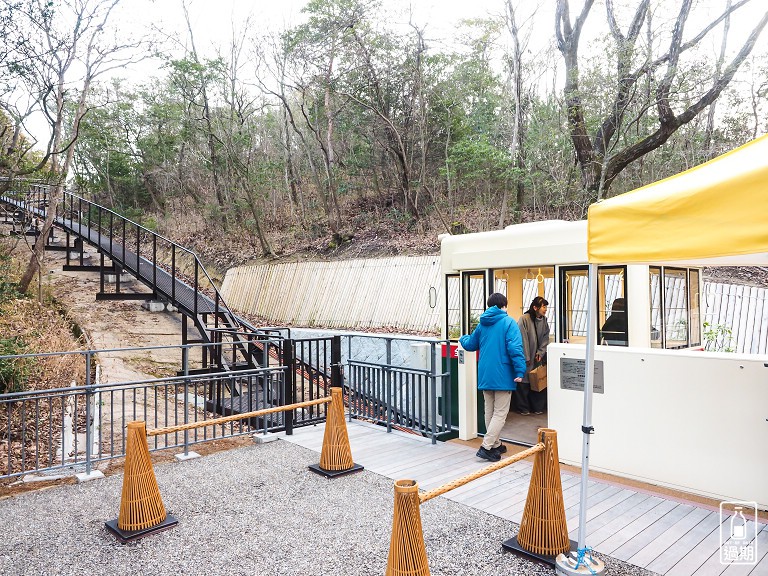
[516,428,570,556]
[117,421,168,532]
[386,479,430,576]
[319,387,354,471]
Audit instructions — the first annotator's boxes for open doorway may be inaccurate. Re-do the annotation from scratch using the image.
[493,267,555,446]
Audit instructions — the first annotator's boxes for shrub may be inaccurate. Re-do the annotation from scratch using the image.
[0,336,35,393]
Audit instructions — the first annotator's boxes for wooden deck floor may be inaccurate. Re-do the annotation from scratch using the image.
[281,420,767,576]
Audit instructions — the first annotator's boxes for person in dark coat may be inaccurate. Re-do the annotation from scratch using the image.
[459,293,526,462]
[516,296,550,415]
[601,298,628,345]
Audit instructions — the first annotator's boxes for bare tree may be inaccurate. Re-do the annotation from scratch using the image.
[503,0,542,225]
[555,0,768,207]
[15,0,149,294]
[180,1,227,214]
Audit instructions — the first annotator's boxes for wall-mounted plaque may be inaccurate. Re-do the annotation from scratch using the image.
[560,358,605,393]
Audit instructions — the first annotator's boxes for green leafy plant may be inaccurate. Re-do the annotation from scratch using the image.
[703,321,735,353]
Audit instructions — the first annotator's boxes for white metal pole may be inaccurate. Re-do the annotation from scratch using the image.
[577,263,598,549]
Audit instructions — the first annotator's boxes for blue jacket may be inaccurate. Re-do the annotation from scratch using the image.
[459,306,527,391]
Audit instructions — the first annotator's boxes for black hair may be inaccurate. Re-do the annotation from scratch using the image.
[526,296,549,320]
[611,297,626,313]
[487,292,508,309]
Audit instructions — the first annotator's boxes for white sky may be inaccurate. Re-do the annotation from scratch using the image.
[101,0,768,102]
[20,0,768,147]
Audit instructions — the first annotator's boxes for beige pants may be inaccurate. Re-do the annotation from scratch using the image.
[481,390,512,450]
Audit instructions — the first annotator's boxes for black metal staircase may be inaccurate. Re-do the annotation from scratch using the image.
[1,183,260,371]
[0,181,345,427]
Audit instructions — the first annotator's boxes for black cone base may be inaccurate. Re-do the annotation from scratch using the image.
[502,535,577,567]
[105,514,178,544]
[308,462,364,478]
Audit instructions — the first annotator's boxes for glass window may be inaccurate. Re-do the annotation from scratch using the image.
[649,267,663,348]
[494,274,507,296]
[690,269,701,347]
[522,270,556,341]
[463,272,486,334]
[446,275,460,340]
[559,267,589,343]
[560,266,626,345]
[598,267,627,346]
[649,267,700,349]
[664,268,689,348]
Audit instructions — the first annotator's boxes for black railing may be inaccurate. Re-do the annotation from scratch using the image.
[0,183,262,368]
[0,338,338,480]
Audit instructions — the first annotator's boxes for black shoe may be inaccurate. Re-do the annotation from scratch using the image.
[492,443,507,455]
[533,411,544,415]
[519,411,530,416]
[476,446,501,462]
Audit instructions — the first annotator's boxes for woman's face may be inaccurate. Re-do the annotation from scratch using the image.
[535,304,547,318]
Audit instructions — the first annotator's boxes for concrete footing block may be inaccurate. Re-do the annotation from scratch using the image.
[104,273,132,283]
[141,300,166,312]
[22,473,67,483]
[253,432,279,444]
[75,470,105,483]
[175,451,201,462]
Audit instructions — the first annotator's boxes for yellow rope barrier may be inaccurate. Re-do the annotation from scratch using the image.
[418,443,544,504]
[146,396,332,437]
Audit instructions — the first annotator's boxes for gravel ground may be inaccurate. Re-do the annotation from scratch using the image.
[0,440,657,576]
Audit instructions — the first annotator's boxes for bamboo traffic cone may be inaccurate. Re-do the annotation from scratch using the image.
[105,421,177,542]
[515,428,571,557]
[385,480,430,576]
[309,387,363,477]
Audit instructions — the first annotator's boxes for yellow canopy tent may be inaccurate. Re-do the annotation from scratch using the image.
[561,134,768,573]
[588,133,768,265]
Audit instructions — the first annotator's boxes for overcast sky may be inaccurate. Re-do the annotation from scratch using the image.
[114,0,767,83]
[19,0,768,148]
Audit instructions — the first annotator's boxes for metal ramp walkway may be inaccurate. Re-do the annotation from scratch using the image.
[1,183,256,370]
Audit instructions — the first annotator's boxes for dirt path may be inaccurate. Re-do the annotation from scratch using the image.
[41,243,192,383]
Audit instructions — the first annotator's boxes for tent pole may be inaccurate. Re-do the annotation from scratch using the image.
[556,263,605,575]
[577,263,598,549]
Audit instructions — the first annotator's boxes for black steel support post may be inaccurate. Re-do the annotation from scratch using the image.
[309,335,364,478]
[152,234,157,297]
[171,245,176,302]
[283,339,295,435]
[331,336,342,389]
[99,252,105,295]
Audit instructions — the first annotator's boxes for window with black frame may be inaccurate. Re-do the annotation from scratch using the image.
[463,272,486,335]
[559,266,626,345]
[559,267,589,343]
[598,267,627,346]
[446,275,460,340]
[649,266,699,349]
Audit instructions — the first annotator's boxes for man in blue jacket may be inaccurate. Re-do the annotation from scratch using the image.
[459,293,526,462]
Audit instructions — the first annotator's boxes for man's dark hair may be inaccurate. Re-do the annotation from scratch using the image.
[487,292,508,308]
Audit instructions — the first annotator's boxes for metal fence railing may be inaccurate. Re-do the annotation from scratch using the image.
[0,366,285,480]
[343,335,452,443]
[0,334,452,479]
[0,338,336,481]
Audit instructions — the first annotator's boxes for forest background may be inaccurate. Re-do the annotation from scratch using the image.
[2,0,768,286]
